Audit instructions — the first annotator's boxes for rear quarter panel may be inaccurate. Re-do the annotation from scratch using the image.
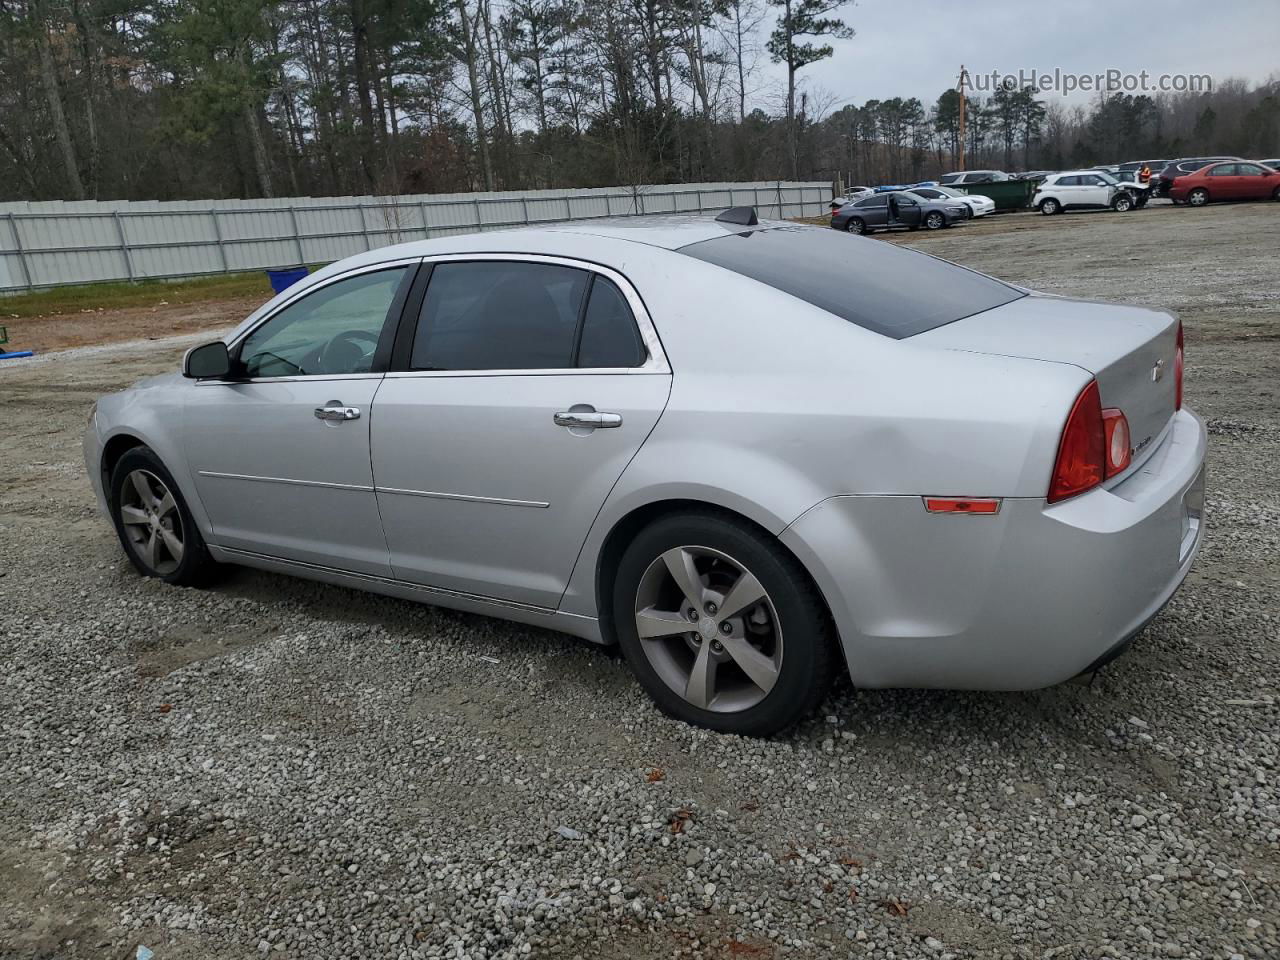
[559,248,1090,617]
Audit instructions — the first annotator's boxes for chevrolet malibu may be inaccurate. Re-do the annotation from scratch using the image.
[85,211,1206,736]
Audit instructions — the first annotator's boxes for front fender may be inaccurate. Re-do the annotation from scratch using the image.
[92,382,212,538]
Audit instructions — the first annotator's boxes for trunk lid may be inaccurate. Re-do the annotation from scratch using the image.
[916,294,1179,470]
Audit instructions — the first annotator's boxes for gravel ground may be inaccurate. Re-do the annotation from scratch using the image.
[1,202,1278,960]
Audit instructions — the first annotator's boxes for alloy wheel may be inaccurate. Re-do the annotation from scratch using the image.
[118,469,184,575]
[633,545,782,713]
[846,218,865,235]
[1189,189,1208,206]
[925,212,944,229]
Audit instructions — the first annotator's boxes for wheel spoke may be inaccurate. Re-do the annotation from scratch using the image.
[130,471,154,507]
[661,547,705,611]
[636,607,694,640]
[143,530,162,568]
[716,569,766,621]
[684,641,717,709]
[159,527,184,562]
[156,490,176,519]
[119,505,149,527]
[721,636,779,695]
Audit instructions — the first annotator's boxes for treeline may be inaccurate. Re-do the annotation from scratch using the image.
[2,0,1278,202]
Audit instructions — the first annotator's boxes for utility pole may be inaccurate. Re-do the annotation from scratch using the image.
[956,65,969,172]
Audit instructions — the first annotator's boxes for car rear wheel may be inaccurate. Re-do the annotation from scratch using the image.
[1188,188,1209,207]
[110,446,218,586]
[1112,193,1133,212]
[924,211,945,230]
[613,511,835,736]
[1040,197,1060,215]
[1272,186,1280,202]
[845,217,866,235]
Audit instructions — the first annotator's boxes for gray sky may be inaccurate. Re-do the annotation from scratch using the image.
[762,0,1280,111]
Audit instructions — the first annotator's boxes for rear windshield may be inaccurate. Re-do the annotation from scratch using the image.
[679,226,1025,339]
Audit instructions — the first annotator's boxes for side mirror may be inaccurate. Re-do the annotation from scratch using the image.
[183,341,231,379]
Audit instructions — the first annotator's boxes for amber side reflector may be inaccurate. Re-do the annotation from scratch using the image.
[923,498,1001,515]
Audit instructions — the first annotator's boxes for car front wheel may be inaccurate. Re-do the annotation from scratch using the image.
[613,511,835,736]
[924,212,945,230]
[1188,188,1209,206]
[1112,193,1133,212]
[110,446,218,586]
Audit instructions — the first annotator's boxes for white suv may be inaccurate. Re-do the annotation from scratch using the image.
[1033,171,1135,214]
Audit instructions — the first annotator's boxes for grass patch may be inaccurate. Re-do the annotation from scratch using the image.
[0,271,282,318]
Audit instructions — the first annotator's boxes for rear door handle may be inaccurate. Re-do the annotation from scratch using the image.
[314,403,361,422]
[554,410,622,429]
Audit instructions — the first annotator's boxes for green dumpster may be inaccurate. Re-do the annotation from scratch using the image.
[952,179,1038,212]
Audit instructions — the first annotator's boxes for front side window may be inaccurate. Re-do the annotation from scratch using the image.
[1236,163,1265,176]
[239,267,409,378]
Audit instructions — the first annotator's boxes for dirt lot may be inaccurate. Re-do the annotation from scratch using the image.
[1,202,1278,960]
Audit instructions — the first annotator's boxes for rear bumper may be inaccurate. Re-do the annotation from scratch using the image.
[781,407,1207,690]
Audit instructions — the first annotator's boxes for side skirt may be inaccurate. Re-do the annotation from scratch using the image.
[207,545,605,643]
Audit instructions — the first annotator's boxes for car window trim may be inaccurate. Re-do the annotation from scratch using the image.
[384,252,671,378]
[205,257,424,385]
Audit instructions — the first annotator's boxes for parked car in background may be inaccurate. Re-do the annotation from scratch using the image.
[938,170,1010,185]
[831,191,969,234]
[829,186,875,212]
[1167,161,1280,205]
[1096,170,1152,207]
[83,211,1205,736]
[1256,159,1280,171]
[1014,170,1056,181]
[906,185,996,217]
[1032,171,1136,214]
[1152,157,1240,197]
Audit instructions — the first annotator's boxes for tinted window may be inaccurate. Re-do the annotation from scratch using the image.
[577,277,646,368]
[856,195,887,208]
[914,189,941,198]
[1058,176,1078,186]
[679,226,1025,340]
[1236,163,1265,176]
[239,267,408,377]
[1208,164,1235,176]
[412,261,588,370]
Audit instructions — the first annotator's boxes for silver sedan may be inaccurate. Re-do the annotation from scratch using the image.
[85,211,1206,735]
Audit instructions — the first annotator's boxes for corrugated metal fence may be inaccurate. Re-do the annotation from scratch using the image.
[0,181,830,292]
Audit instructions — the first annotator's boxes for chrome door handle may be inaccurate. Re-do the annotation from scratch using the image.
[554,410,622,429]
[314,404,361,422]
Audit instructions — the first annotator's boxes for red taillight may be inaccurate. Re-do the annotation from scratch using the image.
[1102,408,1131,477]
[1174,322,1184,410]
[1048,380,1106,503]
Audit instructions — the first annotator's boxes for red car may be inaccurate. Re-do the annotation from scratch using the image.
[1169,161,1280,206]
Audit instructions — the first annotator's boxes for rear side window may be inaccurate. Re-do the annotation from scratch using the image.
[679,226,1025,339]
[412,261,588,370]
[856,195,887,208]
[577,277,646,368]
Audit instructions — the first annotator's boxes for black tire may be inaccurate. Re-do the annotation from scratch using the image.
[612,510,836,737]
[1112,193,1133,212]
[845,217,866,235]
[109,446,219,586]
[1272,186,1280,202]
[1188,188,1209,207]
[1040,197,1060,215]
[924,211,945,230]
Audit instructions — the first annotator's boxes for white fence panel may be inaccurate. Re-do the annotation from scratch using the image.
[0,181,830,291]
